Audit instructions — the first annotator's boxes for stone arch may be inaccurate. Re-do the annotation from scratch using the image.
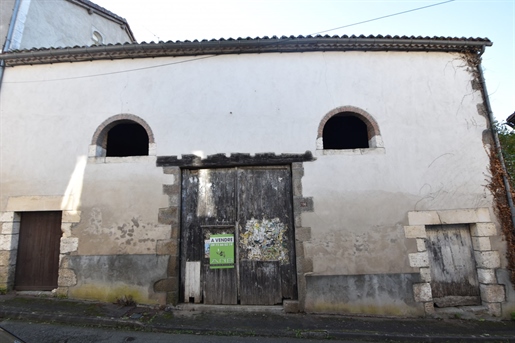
[90,114,155,157]
[316,106,383,150]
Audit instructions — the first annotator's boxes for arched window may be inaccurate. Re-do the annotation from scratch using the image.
[323,113,368,149]
[106,122,149,157]
[317,106,384,153]
[90,114,155,159]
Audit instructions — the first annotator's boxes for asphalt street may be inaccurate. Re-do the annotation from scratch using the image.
[1,320,364,343]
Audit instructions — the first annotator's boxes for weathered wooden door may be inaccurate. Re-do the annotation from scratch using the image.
[425,224,480,307]
[15,211,62,291]
[180,166,297,305]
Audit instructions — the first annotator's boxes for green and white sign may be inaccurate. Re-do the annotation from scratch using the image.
[209,234,235,269]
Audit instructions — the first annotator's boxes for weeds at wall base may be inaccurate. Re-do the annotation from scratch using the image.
[116,295,136,307]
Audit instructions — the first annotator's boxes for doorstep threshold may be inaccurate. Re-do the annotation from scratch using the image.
[174,303,284,313]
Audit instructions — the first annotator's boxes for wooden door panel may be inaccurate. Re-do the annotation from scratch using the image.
[202,225,237,304]
[15,211,62,291]
[237,167,297,303]
[203,267,238,304]
[240,261,282,305]
[425,224,480,307]
[181,168,237,303]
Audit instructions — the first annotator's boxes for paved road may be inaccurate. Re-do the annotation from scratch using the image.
[1,320,364,343]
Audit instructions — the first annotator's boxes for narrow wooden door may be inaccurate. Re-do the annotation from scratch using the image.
[15,211,62,291]
[425,224,480,307]
[181,168,238,304]
[180,166,296,305]
[237,167,297,304]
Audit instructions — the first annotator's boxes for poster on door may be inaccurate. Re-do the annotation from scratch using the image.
[209,234,235,269]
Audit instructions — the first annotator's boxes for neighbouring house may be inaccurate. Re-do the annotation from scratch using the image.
[1,33,514,318]
[1,0,135,52]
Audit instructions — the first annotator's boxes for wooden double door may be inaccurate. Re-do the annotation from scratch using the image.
[180,166,297,305]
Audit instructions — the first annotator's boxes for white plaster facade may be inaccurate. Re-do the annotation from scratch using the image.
[1,0,134,51]
[0,36,513,317]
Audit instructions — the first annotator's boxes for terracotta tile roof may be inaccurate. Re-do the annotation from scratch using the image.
[1,34,492,66]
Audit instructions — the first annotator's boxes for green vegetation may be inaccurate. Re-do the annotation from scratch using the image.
[116,294,136,306]
[496,121,515,181]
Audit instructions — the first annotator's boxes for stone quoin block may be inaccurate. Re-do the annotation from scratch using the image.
[0,212,19,223]
[295,241,305,259]
[296,256,313,273]
[167,256,180,276]
[154,277,178,293]
[149,143,157,155]
[474,251,501,269]
[472,237,492,251]
[413,283,432,302]
[294,197,314,212]
[0,234,18,251]
[480,284,505,303]
[58,269,77,287]
[416,238,426,252]
[477,268,497,284]
[475,208,492,222]
[0,266,10,284]
[60,223,73,238]
[283,300,300,313]
[486,302,502,317]
[470,223,496,237]
[163,167,180,176]
[437,208,489,224]
[156,239,178,255]
[162,184,180,196]
[423,302,435,315]
[0,252,9,266]
[404,225,427,239]
[419,268,431,282]
[55,287,69,298]
[295,227,312,242]
[158,207,179,226]
[59,254,71,269]
[408,211,440,226]
[166,291,179,305]
[1,222,20,235]
[408,252,429,268]
[62,211,81,223]
[60,237,79,254]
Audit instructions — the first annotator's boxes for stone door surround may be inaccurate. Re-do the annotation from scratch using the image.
[404,208,505,317]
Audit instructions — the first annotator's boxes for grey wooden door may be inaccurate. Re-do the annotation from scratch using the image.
[15,211,62,291]
[180,166,297,305]
[425,224,480,307]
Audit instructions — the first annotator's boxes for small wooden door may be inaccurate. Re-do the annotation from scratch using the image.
[180,166,297,305]
[425,224,480,307]
[15,211,62,291]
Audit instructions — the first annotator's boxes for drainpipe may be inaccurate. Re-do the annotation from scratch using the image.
[0,0,23,91]
[477,49,515,231]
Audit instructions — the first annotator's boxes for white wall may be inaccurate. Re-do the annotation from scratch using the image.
[8,0,131,50]
[0,50,494,274]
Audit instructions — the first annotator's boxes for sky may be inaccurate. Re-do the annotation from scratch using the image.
[93,0,515,122]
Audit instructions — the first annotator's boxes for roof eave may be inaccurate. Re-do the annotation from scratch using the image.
[0,37,493,67]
